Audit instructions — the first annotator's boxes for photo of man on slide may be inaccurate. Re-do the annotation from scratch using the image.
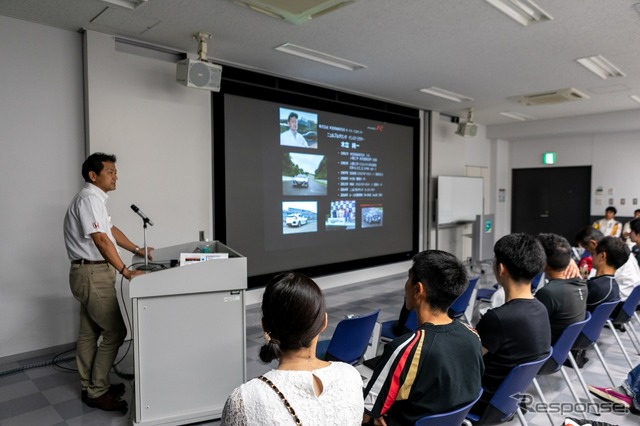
[280,108,318,149]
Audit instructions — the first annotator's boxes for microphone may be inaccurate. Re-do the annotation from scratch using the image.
[130,204,154,226]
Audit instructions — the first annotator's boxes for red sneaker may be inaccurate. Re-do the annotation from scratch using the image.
[588,385,631,408]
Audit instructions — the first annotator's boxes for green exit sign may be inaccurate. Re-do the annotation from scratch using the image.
[542,152,556,165]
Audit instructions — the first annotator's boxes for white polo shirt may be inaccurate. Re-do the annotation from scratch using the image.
[280,130,308,147]
[63,182,117,261]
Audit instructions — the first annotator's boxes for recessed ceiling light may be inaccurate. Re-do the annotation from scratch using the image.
[100,0,147,10]
[576,55,625,80]
[485,0,553,26]
[418,87,473,102]
[631,95,640,104]
[275,43,366,71]
[499,111,536,121]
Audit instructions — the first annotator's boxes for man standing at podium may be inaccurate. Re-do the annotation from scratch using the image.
[63,152,153,412]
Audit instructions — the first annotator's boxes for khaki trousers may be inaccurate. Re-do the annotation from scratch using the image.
[69,263,126,398]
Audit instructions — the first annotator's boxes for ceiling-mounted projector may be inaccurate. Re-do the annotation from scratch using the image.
[176,59,222,92]
[176,32,222,92]
[455,108,478,137]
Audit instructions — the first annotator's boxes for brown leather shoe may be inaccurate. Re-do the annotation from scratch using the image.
[86,392,128,412]
[82,383,126,402]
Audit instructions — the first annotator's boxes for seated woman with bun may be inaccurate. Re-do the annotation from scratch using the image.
[221,271,364,425]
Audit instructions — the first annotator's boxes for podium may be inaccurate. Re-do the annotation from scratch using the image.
[123,241,247,426]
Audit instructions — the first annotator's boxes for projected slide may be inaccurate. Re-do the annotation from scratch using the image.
[222,92,416,284]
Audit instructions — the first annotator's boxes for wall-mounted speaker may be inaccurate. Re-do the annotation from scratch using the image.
[176,59,222,92]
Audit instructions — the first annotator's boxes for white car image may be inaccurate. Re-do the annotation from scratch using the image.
[292,174,309,187]
[285,214,308,227]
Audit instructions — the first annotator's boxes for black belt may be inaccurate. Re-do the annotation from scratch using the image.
[71,259,108,265]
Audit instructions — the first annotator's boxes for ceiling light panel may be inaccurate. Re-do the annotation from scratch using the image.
[100,0,148,10]
[576,55,626,80]
[485,0,553,26]
[275,43,366,71]
[499,111,536,121]
[418,87,473,102]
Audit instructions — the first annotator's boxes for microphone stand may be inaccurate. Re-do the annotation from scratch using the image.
[138,218,152,271]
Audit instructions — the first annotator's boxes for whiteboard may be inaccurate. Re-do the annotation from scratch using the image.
[437,176,483,226]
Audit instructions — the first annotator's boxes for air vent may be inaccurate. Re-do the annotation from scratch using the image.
[510,88,590,106]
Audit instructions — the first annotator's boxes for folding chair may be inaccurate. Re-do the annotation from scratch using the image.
[379,309,418,342]
[605,284,640,368]
[466,350,553,425]
[448,276,480,324]
[566,300,620,397]
[316,310,380,365]
[532,312,591,425]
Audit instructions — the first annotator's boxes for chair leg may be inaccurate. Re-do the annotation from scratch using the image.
[532,378,555,426]
[592,343,617,390]
[566,351,601,415]
[515,407,528,426]
[559,366,584,404]
[626,322,640,355]
[605,319,635,369]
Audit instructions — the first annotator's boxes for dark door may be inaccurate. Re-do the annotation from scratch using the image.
[512,166,591,242]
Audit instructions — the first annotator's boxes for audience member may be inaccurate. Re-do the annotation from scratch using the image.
[622,209,640,247]
[568,237,626,368]
[534,233,587,345]
[628,217,640,266]
[575,227,640,319]
[470,234,551,416]
[221,272,364,426]
[593,206,622,238]
[363,250,483,426]
[585,237,626,312]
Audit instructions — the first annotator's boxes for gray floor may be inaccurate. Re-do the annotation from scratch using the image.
[1,271,639,425]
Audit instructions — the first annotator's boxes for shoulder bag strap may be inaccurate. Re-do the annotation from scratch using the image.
[258,375,302,425]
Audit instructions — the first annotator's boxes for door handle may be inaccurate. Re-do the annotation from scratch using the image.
[540,211,549,218]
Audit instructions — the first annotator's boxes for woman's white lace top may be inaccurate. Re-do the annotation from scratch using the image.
[221,362,364,425]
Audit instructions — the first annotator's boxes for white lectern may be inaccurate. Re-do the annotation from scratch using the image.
[125,241,246,426]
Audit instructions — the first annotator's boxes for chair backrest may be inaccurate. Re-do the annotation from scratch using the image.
[613,284,640,323]
[405,309,419,332]
[538,312,590,375]
[480,350,553,424]
[326,310,380,365]
[414,389,483,426]
[573,300,619,349]
[448,276,480,319]
[530,271,544,293]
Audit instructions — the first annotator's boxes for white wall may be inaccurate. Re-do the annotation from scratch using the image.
[0,16,84,358]
[508,131,640,217]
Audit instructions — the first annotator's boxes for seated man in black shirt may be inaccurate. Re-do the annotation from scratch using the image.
[470,233,551,417]
[535,233,588,345]
[586,236,627,312]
